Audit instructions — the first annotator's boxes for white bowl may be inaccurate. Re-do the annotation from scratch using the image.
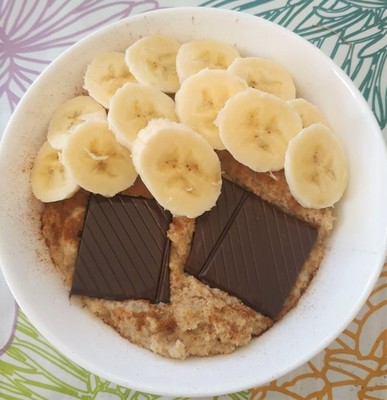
[0,7,386,397]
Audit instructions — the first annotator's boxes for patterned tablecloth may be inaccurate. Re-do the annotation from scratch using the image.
[0,1,386,399]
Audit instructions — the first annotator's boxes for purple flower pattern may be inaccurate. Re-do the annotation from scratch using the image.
[0,0,160,117]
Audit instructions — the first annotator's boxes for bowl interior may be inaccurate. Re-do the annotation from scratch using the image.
[0,7,386,397]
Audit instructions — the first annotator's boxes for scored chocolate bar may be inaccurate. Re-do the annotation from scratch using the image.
[184,179,318,319]
[71,194,172,303]
[71,180,317,318]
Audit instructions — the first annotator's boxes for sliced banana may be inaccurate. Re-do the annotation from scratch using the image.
[131,119,222,218]
[30,141,79,202]
[107,82,178,150]
[62,120,137,197]
[47,95,106,150]
[284,123,348,209]
[176,39,240,83]
[288,98,331,129]
[125,35,180,93]
[175,68,248,150]
[228,57,296,100]
[84,51,137,109]
[216,88,302,172]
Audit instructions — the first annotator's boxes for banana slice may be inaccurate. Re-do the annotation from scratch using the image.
[216,88,302,172]
[289,98,331,128]
[31,141,79,202]
[284,123,348,209]
[175,69,248,150]
[84,51,137,109]
[62,120,137,197]
[131,119,222,218]
[176,39,240,82]
[47,95,106,150]
[228,57,296,100]
[107,82,178,150]
[125,35,180,93]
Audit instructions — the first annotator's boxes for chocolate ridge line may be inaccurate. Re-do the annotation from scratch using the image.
[137,197,172,303]
[199,189,249,278]
[156,239,171,303]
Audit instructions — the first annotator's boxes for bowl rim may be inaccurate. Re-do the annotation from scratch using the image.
[0,6,386,397]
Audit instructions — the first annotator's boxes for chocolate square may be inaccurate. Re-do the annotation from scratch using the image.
[185,180,318,319]
[71,194,172,303]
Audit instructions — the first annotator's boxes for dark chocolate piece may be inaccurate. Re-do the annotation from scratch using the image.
[71,194,172,303]
[185,180,318,319]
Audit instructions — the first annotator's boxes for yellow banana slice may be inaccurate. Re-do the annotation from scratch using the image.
[175,68,248,150]
[176,39,240,82]
[62,120,137,197]
[228,57,296,100]
[131,119,222,218]
[125,35,180,93]
[84,51,137,109]
[107,82,178,150]
[47,95,106,150]
[288,98,331,128]
[30,141,79,202]
[284,123,348,208]
[216,88,302,172]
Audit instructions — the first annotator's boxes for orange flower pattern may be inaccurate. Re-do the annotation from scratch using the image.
[250,263,387,400]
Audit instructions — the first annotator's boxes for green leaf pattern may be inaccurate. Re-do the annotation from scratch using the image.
[201,0,386,130]
[0,310,252,398]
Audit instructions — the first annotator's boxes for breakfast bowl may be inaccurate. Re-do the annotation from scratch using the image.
[0,7,386,397]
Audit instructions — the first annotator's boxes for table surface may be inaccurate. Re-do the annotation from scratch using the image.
[0,1,386,399]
